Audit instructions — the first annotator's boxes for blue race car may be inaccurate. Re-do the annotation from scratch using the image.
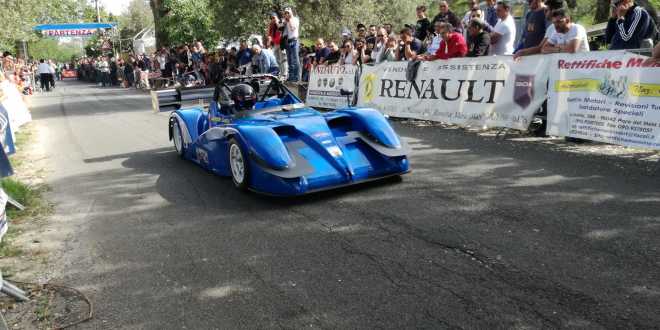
[163,74,409,196]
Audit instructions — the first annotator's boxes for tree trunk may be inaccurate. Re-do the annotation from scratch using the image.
[594,0,611,24]
[149,0,168,48]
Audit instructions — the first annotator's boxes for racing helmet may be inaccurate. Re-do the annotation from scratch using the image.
[230,83,257,111]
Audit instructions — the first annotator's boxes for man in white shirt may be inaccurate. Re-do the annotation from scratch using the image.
[283,7,300,82]
[37,59,53,92]
[98,56,110,87]
[542,8,590,54]
[426,21,445,56]
[157,49,167,73]
[490,1,516,55]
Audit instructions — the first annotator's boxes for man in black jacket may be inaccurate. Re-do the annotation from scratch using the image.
[415,5,432,42]
[109,58,118,86]
[432,1,462,33]
[606,0,655,50]
[466,19,491,57]
[323,41,341,65]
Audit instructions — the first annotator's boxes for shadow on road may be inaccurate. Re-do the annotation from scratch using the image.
[30,81,151,120]
[46,118,659,328]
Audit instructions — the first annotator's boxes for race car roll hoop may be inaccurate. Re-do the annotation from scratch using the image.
[151,74,290,113]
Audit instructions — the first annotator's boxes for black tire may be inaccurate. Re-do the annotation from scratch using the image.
[171,118,185,158]
[228,138,250,190]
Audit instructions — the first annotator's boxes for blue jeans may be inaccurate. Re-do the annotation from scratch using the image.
[286,39,300,82]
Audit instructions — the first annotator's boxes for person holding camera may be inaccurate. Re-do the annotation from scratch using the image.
[397,27,424,61]
[340,40,358,65]
[354,38,372,64]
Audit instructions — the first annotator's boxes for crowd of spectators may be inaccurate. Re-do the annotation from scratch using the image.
[0,52,67,94]
[292,0,656,82]
[3,0,655,94]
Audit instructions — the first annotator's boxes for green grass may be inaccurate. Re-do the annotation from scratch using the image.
[0,126,53,259]
[1,179,52,220]
[13,129,32,148]
[34,292,54,327]
[0,178,52,258]
[8,129,33,169]
[0,226,23,257]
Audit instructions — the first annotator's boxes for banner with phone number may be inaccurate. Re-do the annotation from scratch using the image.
[547,51,660,150]
[306,64,357,109]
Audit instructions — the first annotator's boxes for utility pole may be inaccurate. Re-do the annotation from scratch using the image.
[95,0,100,23]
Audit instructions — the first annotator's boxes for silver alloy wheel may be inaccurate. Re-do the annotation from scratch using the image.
[173,120,183,155]
[229,143,245,184]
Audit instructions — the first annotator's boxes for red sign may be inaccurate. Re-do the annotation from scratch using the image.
[101,40,112,50]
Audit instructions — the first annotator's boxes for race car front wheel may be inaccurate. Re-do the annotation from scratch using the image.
[172,118,185,158]
[228,138,249,190]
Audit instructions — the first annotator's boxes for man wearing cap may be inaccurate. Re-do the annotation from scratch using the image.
[282,7,300,82]
[252,44,279,75]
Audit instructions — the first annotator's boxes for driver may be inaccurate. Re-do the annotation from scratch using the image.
[230,83,257,112]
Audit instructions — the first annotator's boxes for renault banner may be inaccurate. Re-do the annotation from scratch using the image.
[547,51,660,150]
[357,56,550,130]
[306,64,357,109]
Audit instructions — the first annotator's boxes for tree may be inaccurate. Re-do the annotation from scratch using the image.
[150,0,218,48]
[118,0,155,39]
[207,0,429,42]
[28,38,80,62]
[149,0,168,48]
[0,0,102,53]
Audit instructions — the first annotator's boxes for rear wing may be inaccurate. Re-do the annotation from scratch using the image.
[150,87,215,113]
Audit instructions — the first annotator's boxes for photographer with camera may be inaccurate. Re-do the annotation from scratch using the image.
[397,27,424,61]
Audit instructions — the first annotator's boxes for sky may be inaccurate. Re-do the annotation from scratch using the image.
[100,0,132,15]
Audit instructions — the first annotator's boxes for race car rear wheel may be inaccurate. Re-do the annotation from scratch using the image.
[228,138,249,190]
[172,118,185,158]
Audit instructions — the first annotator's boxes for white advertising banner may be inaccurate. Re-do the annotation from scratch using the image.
[356,56,550,130]
[548,51,660,150]
[306,64,357,109]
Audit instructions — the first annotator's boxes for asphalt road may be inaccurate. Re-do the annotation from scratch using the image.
[29,81,659,329]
